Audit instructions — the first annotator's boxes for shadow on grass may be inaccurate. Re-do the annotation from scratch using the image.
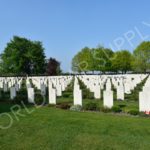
[0,101,33,114]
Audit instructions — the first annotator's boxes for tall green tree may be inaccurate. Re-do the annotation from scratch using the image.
[92,46,114,72]
[1,36,46,75]
[111,50,132,73]
[72,46,114,73]
[46,57,62,75]
[72,47,93,73]
[133,41,150,72]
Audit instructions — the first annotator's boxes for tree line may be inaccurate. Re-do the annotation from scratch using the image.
[1,36,149,75]
[72,41,150,74]
[0,36,61,75]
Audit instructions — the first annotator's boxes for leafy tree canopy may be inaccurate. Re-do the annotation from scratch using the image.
[46,57,61,75]
[111,50,132,73]
[133,41,150,72]
[1,36,46,75]
[72,46,114,73]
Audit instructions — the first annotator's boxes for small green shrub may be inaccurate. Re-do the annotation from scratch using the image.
[128,110,139,116]
[84,102,99,111]
[0,91,10,101]
[111,106,122,113]
[79,80,87,89]
[14,95,28,104]
[82,89,88,99]
[34,94,44,105]
[69,94,73,98]
[65,84,73,92]
[70,105,82,111]
[82,89,94,99]
[88,92,94,99]
[101,106,112,113]
[57,103,71,110]
[118,104,126,108]
[62,92,70,98]
[19,88,27,95]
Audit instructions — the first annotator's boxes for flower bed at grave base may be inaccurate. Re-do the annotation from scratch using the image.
[144,111,150,115]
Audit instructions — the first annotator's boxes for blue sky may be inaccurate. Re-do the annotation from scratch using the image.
[0,0,150,72]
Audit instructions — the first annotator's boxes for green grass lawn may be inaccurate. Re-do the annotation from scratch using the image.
[0,78,147,149]
[0,102,15,113]
[0,105,150,150]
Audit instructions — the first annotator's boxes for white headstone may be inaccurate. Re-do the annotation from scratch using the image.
[41,84,46,96]
[117,85,124,100]
[56,84,62,96]
[139,88,150,112]
[94,85,101,99]
[49,88,56,104]
[27,88,34,103]
[103,90,113,108]
[10,87,16,100]
[74,89,82,106]
[3,83,8,92]
[73,77,82,106]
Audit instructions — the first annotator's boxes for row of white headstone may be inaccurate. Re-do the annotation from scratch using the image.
[26,76,73,104]
[75,74,148,109]
[0,77,23,100]
[1,74,149,113]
